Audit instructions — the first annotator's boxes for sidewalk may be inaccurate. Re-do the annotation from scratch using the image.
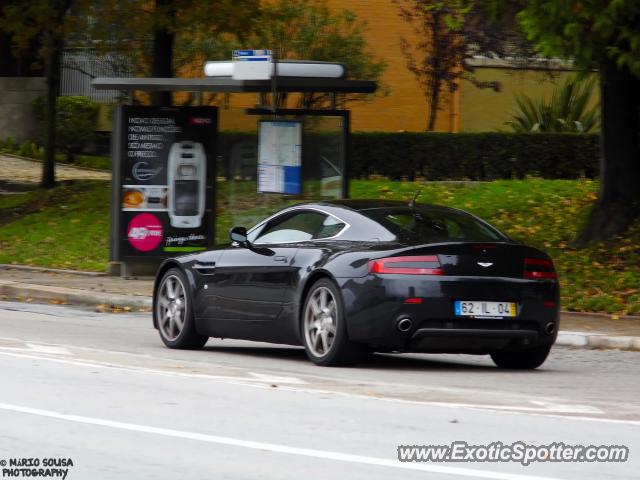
[0,154,109,185]
[1,264,639,351]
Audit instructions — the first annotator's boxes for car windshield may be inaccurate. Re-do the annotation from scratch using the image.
[363,207,507,243]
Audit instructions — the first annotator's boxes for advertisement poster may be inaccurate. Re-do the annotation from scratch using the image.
[117,106,217,260]
[257,120,302,195]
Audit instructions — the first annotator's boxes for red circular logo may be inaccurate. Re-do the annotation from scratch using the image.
[127,213,163,252]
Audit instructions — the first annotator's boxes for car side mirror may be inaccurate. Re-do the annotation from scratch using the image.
[230,226,248,246]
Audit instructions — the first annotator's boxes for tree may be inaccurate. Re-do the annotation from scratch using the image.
[237,0,387,109]
[508,76,599,133]
[509,0,640,243]
[394,0,531,131]
[151,0,386,108]
[0,31,42,76]
[73,0,382,109]
[151,0,175,106]
[77,0,261,105]
[0,0,80,188]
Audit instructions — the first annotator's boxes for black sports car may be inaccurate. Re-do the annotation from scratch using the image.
[153,200,559,368]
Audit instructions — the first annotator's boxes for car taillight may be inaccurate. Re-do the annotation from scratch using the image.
[524,258,557,280]
[369,255,444,275]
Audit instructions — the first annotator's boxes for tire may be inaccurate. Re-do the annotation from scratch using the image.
[490,345,552,370]
[301,278,368,366]
[155,268,208,349]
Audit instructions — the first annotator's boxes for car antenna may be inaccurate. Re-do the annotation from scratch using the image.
[409,188,423,210]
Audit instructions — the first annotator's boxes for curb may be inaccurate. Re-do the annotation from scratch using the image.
[0,280,151,311]
[0,264,106,277]
[556,331,640,352]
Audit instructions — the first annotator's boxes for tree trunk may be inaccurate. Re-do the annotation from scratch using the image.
[426,10,441,132]
[575,60,640,245]
[42,35,62,189]
[151,0,174,106]
[427,85,440,131]
[40,0,73,189]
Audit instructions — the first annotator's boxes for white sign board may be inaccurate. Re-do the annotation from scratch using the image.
[258,121,302,195]
[232,49,272,80]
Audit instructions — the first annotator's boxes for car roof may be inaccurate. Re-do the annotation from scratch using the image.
[317,198,462,214]
[321,199,406,210]
[251,199,508,243]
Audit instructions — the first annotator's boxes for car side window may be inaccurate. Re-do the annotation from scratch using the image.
[254,211,345,244]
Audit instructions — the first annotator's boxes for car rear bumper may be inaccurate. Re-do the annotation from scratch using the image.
[411,328,539,339]
[338,275,559,353]
[405,327,542,353]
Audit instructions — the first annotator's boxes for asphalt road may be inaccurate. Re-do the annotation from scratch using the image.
[0,300,638,480]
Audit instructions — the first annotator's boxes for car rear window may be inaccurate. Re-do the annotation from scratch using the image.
[363,207,506,243]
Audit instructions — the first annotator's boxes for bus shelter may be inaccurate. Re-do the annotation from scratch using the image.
[92,73,377,275]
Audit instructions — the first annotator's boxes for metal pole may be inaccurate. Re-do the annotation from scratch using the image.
[271,50,277,114]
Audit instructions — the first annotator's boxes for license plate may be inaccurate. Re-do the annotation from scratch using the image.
[454,301,516,317]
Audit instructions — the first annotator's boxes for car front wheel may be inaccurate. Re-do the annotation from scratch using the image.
[155,268,208,349]
[490,345,552,370]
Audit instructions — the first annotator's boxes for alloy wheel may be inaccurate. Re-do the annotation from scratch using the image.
[157,274,187,341]
[304,286,338,357]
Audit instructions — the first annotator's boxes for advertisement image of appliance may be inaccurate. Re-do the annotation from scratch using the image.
[168,141,206,229]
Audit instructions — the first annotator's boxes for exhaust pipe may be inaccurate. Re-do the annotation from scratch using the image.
[544,322,556,335]
[397,318,413,332]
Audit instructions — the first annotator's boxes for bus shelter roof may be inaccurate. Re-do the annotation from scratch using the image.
[92,76,377,94]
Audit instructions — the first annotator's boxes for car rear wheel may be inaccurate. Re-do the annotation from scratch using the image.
[490,345,551,370]
[156,268,208,349]
[302,278,368,366]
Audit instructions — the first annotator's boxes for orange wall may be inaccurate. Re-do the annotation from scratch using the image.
[210,1,454,132]
[173,1,454,132]
[325,0,454,132]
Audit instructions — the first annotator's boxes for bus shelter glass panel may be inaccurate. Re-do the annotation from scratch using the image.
[216,110,347,245]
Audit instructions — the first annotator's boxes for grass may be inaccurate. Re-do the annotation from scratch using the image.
[0,180,110,272]
[59,154,110,170]
[1,178,638,315]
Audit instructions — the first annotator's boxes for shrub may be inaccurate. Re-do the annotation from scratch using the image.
[0,137,15,151]
[17,140,43,159]
[350,132,599,180]
[507,76,600,133]
[33,96,99,162]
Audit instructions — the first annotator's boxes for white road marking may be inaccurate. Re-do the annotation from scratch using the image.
[0,350,306,386]
[248,372,307,384]
[26,343,73,355]
[373,396,604,415]
[1,350,636,426]
[530,400,602,414]
[0,344,72,355]
[0,401,565,480]
[0,336,623,417]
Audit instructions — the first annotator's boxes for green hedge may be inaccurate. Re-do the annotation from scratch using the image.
[350,132,599,180]
[33,96,99,162]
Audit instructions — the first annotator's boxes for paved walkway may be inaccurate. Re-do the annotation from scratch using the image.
[1,265,638,351]
[0,154,109,189]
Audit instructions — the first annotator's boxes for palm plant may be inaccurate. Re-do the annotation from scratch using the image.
[507,76,600,133]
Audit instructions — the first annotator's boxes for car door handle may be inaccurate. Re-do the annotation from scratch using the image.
[194,263,216,274]
[273,256,288,263]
